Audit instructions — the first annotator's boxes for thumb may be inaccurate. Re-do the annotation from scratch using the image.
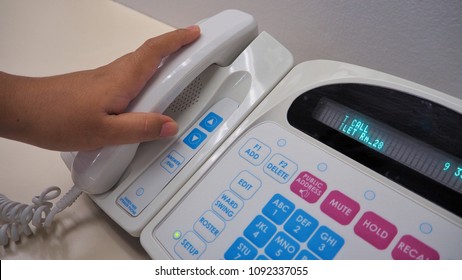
[103,112,178,145]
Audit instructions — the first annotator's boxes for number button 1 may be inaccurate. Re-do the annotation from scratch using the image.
[262,194,295,225]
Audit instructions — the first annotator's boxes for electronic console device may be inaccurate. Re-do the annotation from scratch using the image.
[2,10,461,260]
[139,60,462,259]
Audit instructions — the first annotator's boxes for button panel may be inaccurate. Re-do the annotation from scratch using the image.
[154,122,461,259]
[117,98,238,216]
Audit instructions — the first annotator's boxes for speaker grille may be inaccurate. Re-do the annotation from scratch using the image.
[167,77,203,113]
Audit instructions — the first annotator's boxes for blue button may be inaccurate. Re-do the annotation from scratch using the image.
[284,209,319,242]
[262,194,295,225]
[199,112,223,132]
[224,237,258,260]
[244,215,277,248]
[265,232,300,260]
[308,226,344,260]
[183,128,207,150]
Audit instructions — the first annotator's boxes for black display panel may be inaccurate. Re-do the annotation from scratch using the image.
[287,83,462,217]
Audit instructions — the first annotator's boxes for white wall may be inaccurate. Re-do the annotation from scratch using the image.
[116,0,462,99]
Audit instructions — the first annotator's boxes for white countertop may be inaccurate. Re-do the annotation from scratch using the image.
[0,0,174,259]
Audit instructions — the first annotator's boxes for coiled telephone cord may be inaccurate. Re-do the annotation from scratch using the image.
[0,185,82,246]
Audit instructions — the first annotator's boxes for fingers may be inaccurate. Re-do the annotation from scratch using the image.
[92,27,200,146]
[132,26,201,81]
[109,27,201,142]
[142,25,201,59]
[102,112,178,146]
[84,27,200,149]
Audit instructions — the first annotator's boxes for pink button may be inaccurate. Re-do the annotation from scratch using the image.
[320,190,360,225]
[290,171,327,203]
[392,235,440,260]
[354,211,397,250]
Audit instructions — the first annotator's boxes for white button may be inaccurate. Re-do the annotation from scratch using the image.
[212,190,243,221]
[263,153,298,184]
[194,211,225,242]
[174,232,206,260]
[160,150,185,174]
[238,138,271,166]
[230,171,262,199]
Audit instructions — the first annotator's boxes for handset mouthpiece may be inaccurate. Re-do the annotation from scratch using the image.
[71,143,139,194]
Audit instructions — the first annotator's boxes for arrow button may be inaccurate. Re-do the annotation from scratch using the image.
[183,128,207,150]
[199,112,223,132]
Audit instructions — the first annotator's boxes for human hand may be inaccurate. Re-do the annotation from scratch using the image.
[0,26,201,151]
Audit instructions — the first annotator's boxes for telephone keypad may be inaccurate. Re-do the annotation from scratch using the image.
[225,194,343,260]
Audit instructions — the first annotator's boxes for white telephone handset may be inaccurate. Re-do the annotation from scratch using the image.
[72,10,257,195]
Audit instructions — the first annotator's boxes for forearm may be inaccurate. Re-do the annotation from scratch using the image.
[0,71,40,142]
[0,71,81,149]
[0,70,102,150]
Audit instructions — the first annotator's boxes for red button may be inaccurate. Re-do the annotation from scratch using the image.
[320,190,360,225]
[354,211,397,250]
[290,171,327,203]
[392,235,440,260]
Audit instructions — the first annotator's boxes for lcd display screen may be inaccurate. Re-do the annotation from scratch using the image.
[312,97,462,193]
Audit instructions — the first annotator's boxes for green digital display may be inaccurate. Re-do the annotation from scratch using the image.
[443,162,462,181]
[339,115,385,151]
[313,97,462,193]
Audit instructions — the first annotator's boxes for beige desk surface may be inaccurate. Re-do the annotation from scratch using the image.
[0,0,174,259]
